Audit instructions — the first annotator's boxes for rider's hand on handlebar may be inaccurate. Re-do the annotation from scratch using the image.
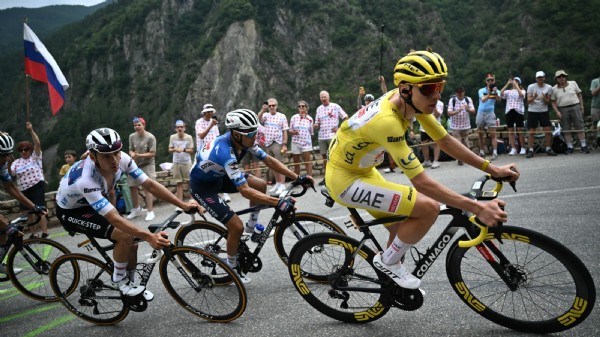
[296,175,315,190]
[277,196,296,214]
[32,205,48,216]
[491,164,519,183]
[476,199,507,227]
[181,200,202,214]
[148,231,170,249]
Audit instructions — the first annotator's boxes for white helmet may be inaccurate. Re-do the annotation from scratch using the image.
[86,128,123,153]
[225,109,260,130]
[0,132,14,154]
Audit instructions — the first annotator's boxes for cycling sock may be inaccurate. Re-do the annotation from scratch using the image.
[247,211,260,228]
[546,147,552,152]
[382,236,411,265]
[227,255,238,268]
[529,147,534,152]
[112,261,128,282]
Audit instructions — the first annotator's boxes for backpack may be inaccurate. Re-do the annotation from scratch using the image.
[551,123,568,154]
[450,96,472,111]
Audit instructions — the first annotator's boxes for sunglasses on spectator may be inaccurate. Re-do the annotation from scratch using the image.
[298,105,306,108]
[237,129,258,138]
[557,75,566,78]
[268,104,277,107]
[19,148,31,152]
[486,79,495,82]
[415,81,445,96]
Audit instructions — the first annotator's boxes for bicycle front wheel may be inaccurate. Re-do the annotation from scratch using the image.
[274,212,345,266]
[446,226,596,333]
[288,232,390,323]
[174,221,228,260]
[50,253,128,325]
[6,238,70,302]
[160,246,247,322]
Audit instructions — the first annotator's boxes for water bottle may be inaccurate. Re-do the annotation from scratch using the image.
[250,224,265,243]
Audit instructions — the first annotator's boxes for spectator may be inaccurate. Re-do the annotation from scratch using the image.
[289,100,314,177]
[127,117,157,221]
[589,74,600,147]
[447,86,475,165]
[195,103,220,150]
[9,122,48,238]
[195,104,230,202]
[476,73,501,160]
[257,98,289,196]
[314,90,348,185]
[419,100,444,169]
[551,70,588,154]
[526,71,557,158]
[168,120,194,201]
[59,149,76,178]
[500,77,527,155]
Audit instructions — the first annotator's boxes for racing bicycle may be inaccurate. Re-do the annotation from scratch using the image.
[49,209,247,325]
[287,175,595,333]
[174,180,346,279]
[0,210,70,302]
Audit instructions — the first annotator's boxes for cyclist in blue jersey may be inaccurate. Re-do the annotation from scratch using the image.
[189,109,312,281]
[0,132,46,276]
[55,128,199,299]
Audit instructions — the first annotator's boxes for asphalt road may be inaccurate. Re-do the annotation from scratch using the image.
[1,150,599,337]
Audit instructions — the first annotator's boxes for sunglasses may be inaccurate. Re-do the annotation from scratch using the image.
[415,81,446,96]
[486,79,495,82]
[237,129,258,138]
[268,104,277,107]
[298,105,306,108]
[19,149,31,152]
[94,140,123,153]
[0,152,11,157]
[556,75,566,79]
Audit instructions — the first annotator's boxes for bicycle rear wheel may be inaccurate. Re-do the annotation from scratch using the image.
[446,226,596,333]
[274,212,345,267]
[50,253,128,325]
[288,232,390,323]
[6,238,70,302]
[160,246,247,322]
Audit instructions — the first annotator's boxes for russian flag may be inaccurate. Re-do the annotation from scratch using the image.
[24,23,69,115]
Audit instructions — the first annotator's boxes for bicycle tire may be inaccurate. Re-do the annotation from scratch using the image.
[274,212,345,267]
[446,226,596,333]
[174,221,228,259]
[288,232,390,323]
[6,238,70,302]
[160,246,247,322]
[50,253,129,325]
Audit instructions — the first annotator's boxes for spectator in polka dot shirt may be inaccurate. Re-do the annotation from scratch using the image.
[258,98,289,196]
[9,122,48,238]
[314,90,348,185]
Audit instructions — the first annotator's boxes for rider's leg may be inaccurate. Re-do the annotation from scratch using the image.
[224,215,243,267]
[111,228,136,282]
[383,194,439,264]
[245,175,267,229]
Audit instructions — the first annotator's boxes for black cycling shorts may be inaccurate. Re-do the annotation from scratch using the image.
[189,174,248,225]
[56,205,114,240]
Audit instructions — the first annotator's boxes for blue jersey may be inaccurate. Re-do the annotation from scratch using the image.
[189,132,267,187]
[0,162,12,183]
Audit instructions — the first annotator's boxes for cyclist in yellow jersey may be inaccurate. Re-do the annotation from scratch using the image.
[326,50,520,290]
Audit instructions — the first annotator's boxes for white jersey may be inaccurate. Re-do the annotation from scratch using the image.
[56,152,148,215]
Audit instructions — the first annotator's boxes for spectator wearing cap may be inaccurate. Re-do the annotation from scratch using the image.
[195,103,231,202]
[501,77,527,156]
[127,117,157,221]
[258,98,290,196]
[195,103,220,151]
[476,73,502,160]
[447,86,475,165]
[169,120,194,201]
[525,71,557,158]
[551,70,588,154]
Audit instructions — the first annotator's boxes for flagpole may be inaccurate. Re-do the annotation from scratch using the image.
[24,18,30,122]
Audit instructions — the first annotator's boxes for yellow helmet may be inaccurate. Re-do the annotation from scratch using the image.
[393,50,448,86]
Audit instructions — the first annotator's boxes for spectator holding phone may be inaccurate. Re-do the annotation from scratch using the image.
[476,73,501,160]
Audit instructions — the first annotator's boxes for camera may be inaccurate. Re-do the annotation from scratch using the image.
[212,116,218,122]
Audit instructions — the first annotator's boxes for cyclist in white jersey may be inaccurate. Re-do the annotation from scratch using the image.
[56,128,198,299]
